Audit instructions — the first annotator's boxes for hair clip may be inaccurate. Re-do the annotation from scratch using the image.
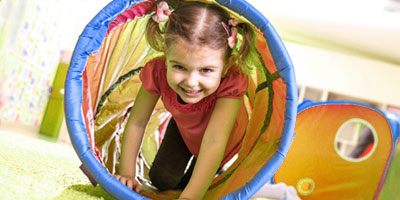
[221,21,230,36]
[152,1,172,23]
[222,19,239,49]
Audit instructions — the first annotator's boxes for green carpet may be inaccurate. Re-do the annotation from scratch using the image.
[0,130,275,200]
[0,130,114,200]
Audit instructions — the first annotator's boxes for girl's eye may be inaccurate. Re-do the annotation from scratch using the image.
[200,68,213,73]
[173,65,185,70]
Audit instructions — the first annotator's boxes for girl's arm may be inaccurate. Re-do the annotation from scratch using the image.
[179,97,242,200]
[116,86,159,192]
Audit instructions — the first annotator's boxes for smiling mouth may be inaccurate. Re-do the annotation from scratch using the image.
[180,87,203,97]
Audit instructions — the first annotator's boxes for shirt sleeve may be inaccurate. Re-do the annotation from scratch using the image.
[217,68,249,98]
[139,58,163,95]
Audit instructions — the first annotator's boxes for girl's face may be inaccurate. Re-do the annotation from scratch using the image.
[166,41,226,104]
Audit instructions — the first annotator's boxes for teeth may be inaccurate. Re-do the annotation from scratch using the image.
[182,87,200,93]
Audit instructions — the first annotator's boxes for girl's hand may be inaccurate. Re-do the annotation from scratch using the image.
[114,174,143,193]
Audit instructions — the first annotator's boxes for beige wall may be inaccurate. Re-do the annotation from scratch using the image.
[246,0,400,108]
[287,42,400,107]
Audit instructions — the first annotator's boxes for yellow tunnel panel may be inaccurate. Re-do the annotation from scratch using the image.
[274,104,393,199]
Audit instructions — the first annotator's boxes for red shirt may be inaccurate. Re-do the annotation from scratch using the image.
[139,57,249,166]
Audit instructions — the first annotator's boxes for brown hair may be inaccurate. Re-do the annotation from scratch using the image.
[146,0,255,73]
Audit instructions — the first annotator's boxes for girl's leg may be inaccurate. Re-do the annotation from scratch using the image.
[149,118,194,191]
[175,156,196,190]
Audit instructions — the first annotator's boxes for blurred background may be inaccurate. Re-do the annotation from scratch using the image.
[246,0,400,110]
[0,0,399,147]
[0,0,111,142]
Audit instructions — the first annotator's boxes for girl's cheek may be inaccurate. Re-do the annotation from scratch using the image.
[167,72,182,84]
[204,77,221,87]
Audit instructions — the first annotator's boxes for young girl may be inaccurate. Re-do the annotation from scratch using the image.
[114,1,254,199]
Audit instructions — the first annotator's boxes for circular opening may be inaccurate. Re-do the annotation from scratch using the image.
[296,177,315,196]
[334,118,377,162]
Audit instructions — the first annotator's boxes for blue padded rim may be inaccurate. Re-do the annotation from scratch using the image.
[65,1,148,199]
[65,0,297,199]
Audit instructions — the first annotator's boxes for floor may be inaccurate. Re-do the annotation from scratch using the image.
[0,120,279,200]
[0,127,114,200]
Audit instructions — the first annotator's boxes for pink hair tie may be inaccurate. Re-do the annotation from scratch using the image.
[222,19,239,49]
[152,1,171,23]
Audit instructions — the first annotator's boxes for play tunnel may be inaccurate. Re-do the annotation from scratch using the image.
[64,0,297,199]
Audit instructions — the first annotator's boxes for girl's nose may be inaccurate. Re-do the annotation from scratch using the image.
[184,73,199,87]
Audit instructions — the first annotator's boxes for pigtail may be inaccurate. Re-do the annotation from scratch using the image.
[236,22,255,74]
[145,0,183,52]
[226,22,255,74]
[237,23,254,66]
[145,17,164,52]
